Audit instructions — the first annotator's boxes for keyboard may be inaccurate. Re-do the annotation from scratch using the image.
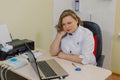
[37,61,57,77]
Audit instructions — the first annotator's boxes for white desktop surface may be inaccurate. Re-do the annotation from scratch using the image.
[0,50,112,80]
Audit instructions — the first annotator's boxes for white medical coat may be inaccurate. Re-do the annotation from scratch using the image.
[60,26,96,65]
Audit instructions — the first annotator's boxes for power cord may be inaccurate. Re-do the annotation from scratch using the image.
[59,76,64,80]
[4,66,11,80]
[1,64,8,80]
[0,64,11,80]
[1,64,5,80]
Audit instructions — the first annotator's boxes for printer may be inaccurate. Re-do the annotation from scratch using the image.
[0,39,34,60]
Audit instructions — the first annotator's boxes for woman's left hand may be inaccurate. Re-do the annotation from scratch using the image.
[57,51,66,59]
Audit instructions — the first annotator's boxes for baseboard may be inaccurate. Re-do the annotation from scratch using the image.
[112,72,120,76]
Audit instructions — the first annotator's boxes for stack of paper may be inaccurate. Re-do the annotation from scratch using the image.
[0,24,12,44]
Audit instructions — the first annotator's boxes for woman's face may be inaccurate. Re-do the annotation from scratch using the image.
[62,16,78,33]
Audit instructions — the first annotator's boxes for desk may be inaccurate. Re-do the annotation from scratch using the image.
[0,49,112,80]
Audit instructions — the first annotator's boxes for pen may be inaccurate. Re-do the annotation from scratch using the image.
[72,63,77,67]
[72,63,81,71]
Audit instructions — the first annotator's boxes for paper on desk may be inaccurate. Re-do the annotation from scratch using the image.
[32,50,44,58]
[0,24,12,44]
[21,51,44,59]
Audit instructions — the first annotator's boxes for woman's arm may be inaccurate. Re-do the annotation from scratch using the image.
[50,31,66,56]
[80,30,96,65]
[58,51,83,63]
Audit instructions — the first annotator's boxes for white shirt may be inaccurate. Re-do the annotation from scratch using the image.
[60,26,96,65]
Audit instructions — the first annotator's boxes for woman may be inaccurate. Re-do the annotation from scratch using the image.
[50,9,96,65]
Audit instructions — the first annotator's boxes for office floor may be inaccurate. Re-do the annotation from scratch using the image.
[106,73,120,80]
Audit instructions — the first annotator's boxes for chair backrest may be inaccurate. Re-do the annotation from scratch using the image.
[83,21,102,62]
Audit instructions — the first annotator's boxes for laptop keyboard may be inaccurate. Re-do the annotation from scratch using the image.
[37,61,57,77]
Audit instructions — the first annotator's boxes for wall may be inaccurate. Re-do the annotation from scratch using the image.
[0,0,53,50]
[79,0,116,69]
[111,0,120,74]
[53,0,116,69]
[53,0,73,38]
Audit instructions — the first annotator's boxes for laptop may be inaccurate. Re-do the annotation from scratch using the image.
[25,44,68,80]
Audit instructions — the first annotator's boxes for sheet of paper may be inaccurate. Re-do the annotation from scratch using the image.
[0,24,12,44]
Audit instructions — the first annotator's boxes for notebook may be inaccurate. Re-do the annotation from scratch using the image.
[26,50,69,80]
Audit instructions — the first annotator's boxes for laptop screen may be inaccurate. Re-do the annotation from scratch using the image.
[24,43,41,80]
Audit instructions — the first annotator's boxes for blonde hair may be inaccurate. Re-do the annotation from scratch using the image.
[56,9,83,32]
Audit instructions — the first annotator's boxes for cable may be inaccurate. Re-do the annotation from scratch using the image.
[3,67,8,80]
[24,42,36,60]
[1,64,12,80]
[1,68,4,80]
[1,64,6,80]
[24,42,42,80]
[4,67,11,80]
[1,65,8,80]
[0,65,3,80]
[59,76,64,80]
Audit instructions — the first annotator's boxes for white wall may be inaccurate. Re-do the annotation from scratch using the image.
[53,0,116,69]
[53,0,73,38]
[0,0,53,50]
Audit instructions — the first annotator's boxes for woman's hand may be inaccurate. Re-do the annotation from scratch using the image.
[57,52,66,59]
[57,51,82,64]
[57,31,67,38]
[50,31,66,56]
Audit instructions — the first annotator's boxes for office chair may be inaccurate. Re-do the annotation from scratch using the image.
[83,21,105,67]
